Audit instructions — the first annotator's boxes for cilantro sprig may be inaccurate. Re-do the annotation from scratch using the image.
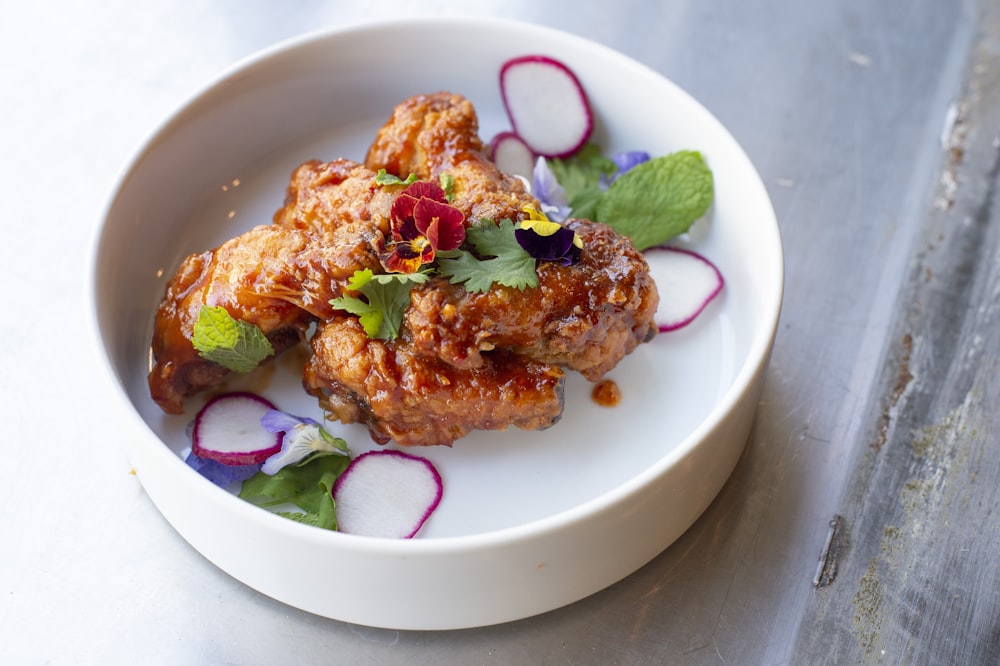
[329,269,430,339]
[437,219,538,293]
[190,305,274,372]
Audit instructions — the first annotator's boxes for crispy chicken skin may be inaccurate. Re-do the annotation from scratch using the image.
[364,91,536,223]
[272,158,394,240]
[404,218,659,381]
[304,315,565,447]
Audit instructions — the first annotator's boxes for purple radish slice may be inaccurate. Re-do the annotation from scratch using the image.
[647,247,725,332]
[490,130,536,179]
[499,54,593,158]
[191,392,283,465]
[332,450,443,538]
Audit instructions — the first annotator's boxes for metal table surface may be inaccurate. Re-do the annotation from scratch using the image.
[3,0,998,663]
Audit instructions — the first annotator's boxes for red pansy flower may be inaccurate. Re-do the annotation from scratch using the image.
[380,181,466,273]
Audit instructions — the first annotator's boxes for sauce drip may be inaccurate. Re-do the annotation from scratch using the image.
[591,379,621,407]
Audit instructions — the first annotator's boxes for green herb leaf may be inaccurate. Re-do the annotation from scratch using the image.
[329,268,430,339]
[436,219,538,293]
[374,169,418,186]
[239,454,350,531]
[549,143,617,217]
[439,173,455,202]
[190,305,274,373]
[595,150,714,250]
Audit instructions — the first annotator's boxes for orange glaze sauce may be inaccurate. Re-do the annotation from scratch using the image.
[591,379,621,407]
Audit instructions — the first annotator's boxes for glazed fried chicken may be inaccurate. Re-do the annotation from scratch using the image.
[304,316,565,447]
[148,220,384,414]
[365,92,536,223]
[364,91,659,381]
[150,90,658,448]
[405,218,658,381]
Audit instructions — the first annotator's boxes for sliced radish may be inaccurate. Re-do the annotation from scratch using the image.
[332,450,443,538]
[191,392,283,465]
[499,54,593,158]
[647,247,725,332]
[490,130,536,179]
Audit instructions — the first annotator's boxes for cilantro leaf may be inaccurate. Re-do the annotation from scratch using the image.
[436,219,538,293]
[595,150,714,250]
[374,169,417,186]
[239,454,350,531]
[190,305,274,373]
[329,269,429,339]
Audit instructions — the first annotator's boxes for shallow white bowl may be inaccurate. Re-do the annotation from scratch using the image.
[91,17,782,630]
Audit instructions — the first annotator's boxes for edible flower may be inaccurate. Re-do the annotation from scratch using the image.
[532,157,571,222]
[185,451,260,488]
[380,181,466,273]
[515,205,582,265]
[600,150,651,188]
[259,410,350,475]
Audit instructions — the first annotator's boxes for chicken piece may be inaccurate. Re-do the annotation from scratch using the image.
[304,315,566,447]
[364,91,537,223]
[148,223,383,414]
[404,218,659,381]
[272,158,394,241]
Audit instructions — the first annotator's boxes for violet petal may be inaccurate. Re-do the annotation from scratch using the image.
[185,451,261,488]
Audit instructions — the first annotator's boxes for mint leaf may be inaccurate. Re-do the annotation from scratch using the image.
[190,305,274,373]
[329,269,429,339]
[437,219,538,293]
[239,454,350,531]
[595,150,713,250]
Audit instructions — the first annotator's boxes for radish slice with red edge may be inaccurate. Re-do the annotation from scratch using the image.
[332,450,443,538]
[191,392,283,465]
[490,130,536,179]
[499,54,593,158]
[647,247,725,332]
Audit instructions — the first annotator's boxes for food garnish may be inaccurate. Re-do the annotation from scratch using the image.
[436,218,540,292]
[190,392,282,465]
[647,246,725,332]
[239,453,348,530]
[191,305,274,373]
[331,450,443,538]
[329,269,430,340]
[499,54,593,158]
[374,169,418,186]
[490,130,536,179]
[259,409,350,474]
[514,205,582,265]
[183,391,443,536]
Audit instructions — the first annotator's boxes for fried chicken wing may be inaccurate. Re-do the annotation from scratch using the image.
[364,92,536,223]
[304,315,565,447]
[405,218,659,381]
[148,222,383,413]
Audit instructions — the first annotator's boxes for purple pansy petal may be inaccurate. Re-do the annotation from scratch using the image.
[185,451,260,487]
[515,226,580,265]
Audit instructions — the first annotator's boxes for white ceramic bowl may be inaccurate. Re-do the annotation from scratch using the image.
[91,17,782,630]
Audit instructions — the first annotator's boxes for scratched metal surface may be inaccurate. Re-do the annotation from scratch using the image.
[3,0,997,663]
